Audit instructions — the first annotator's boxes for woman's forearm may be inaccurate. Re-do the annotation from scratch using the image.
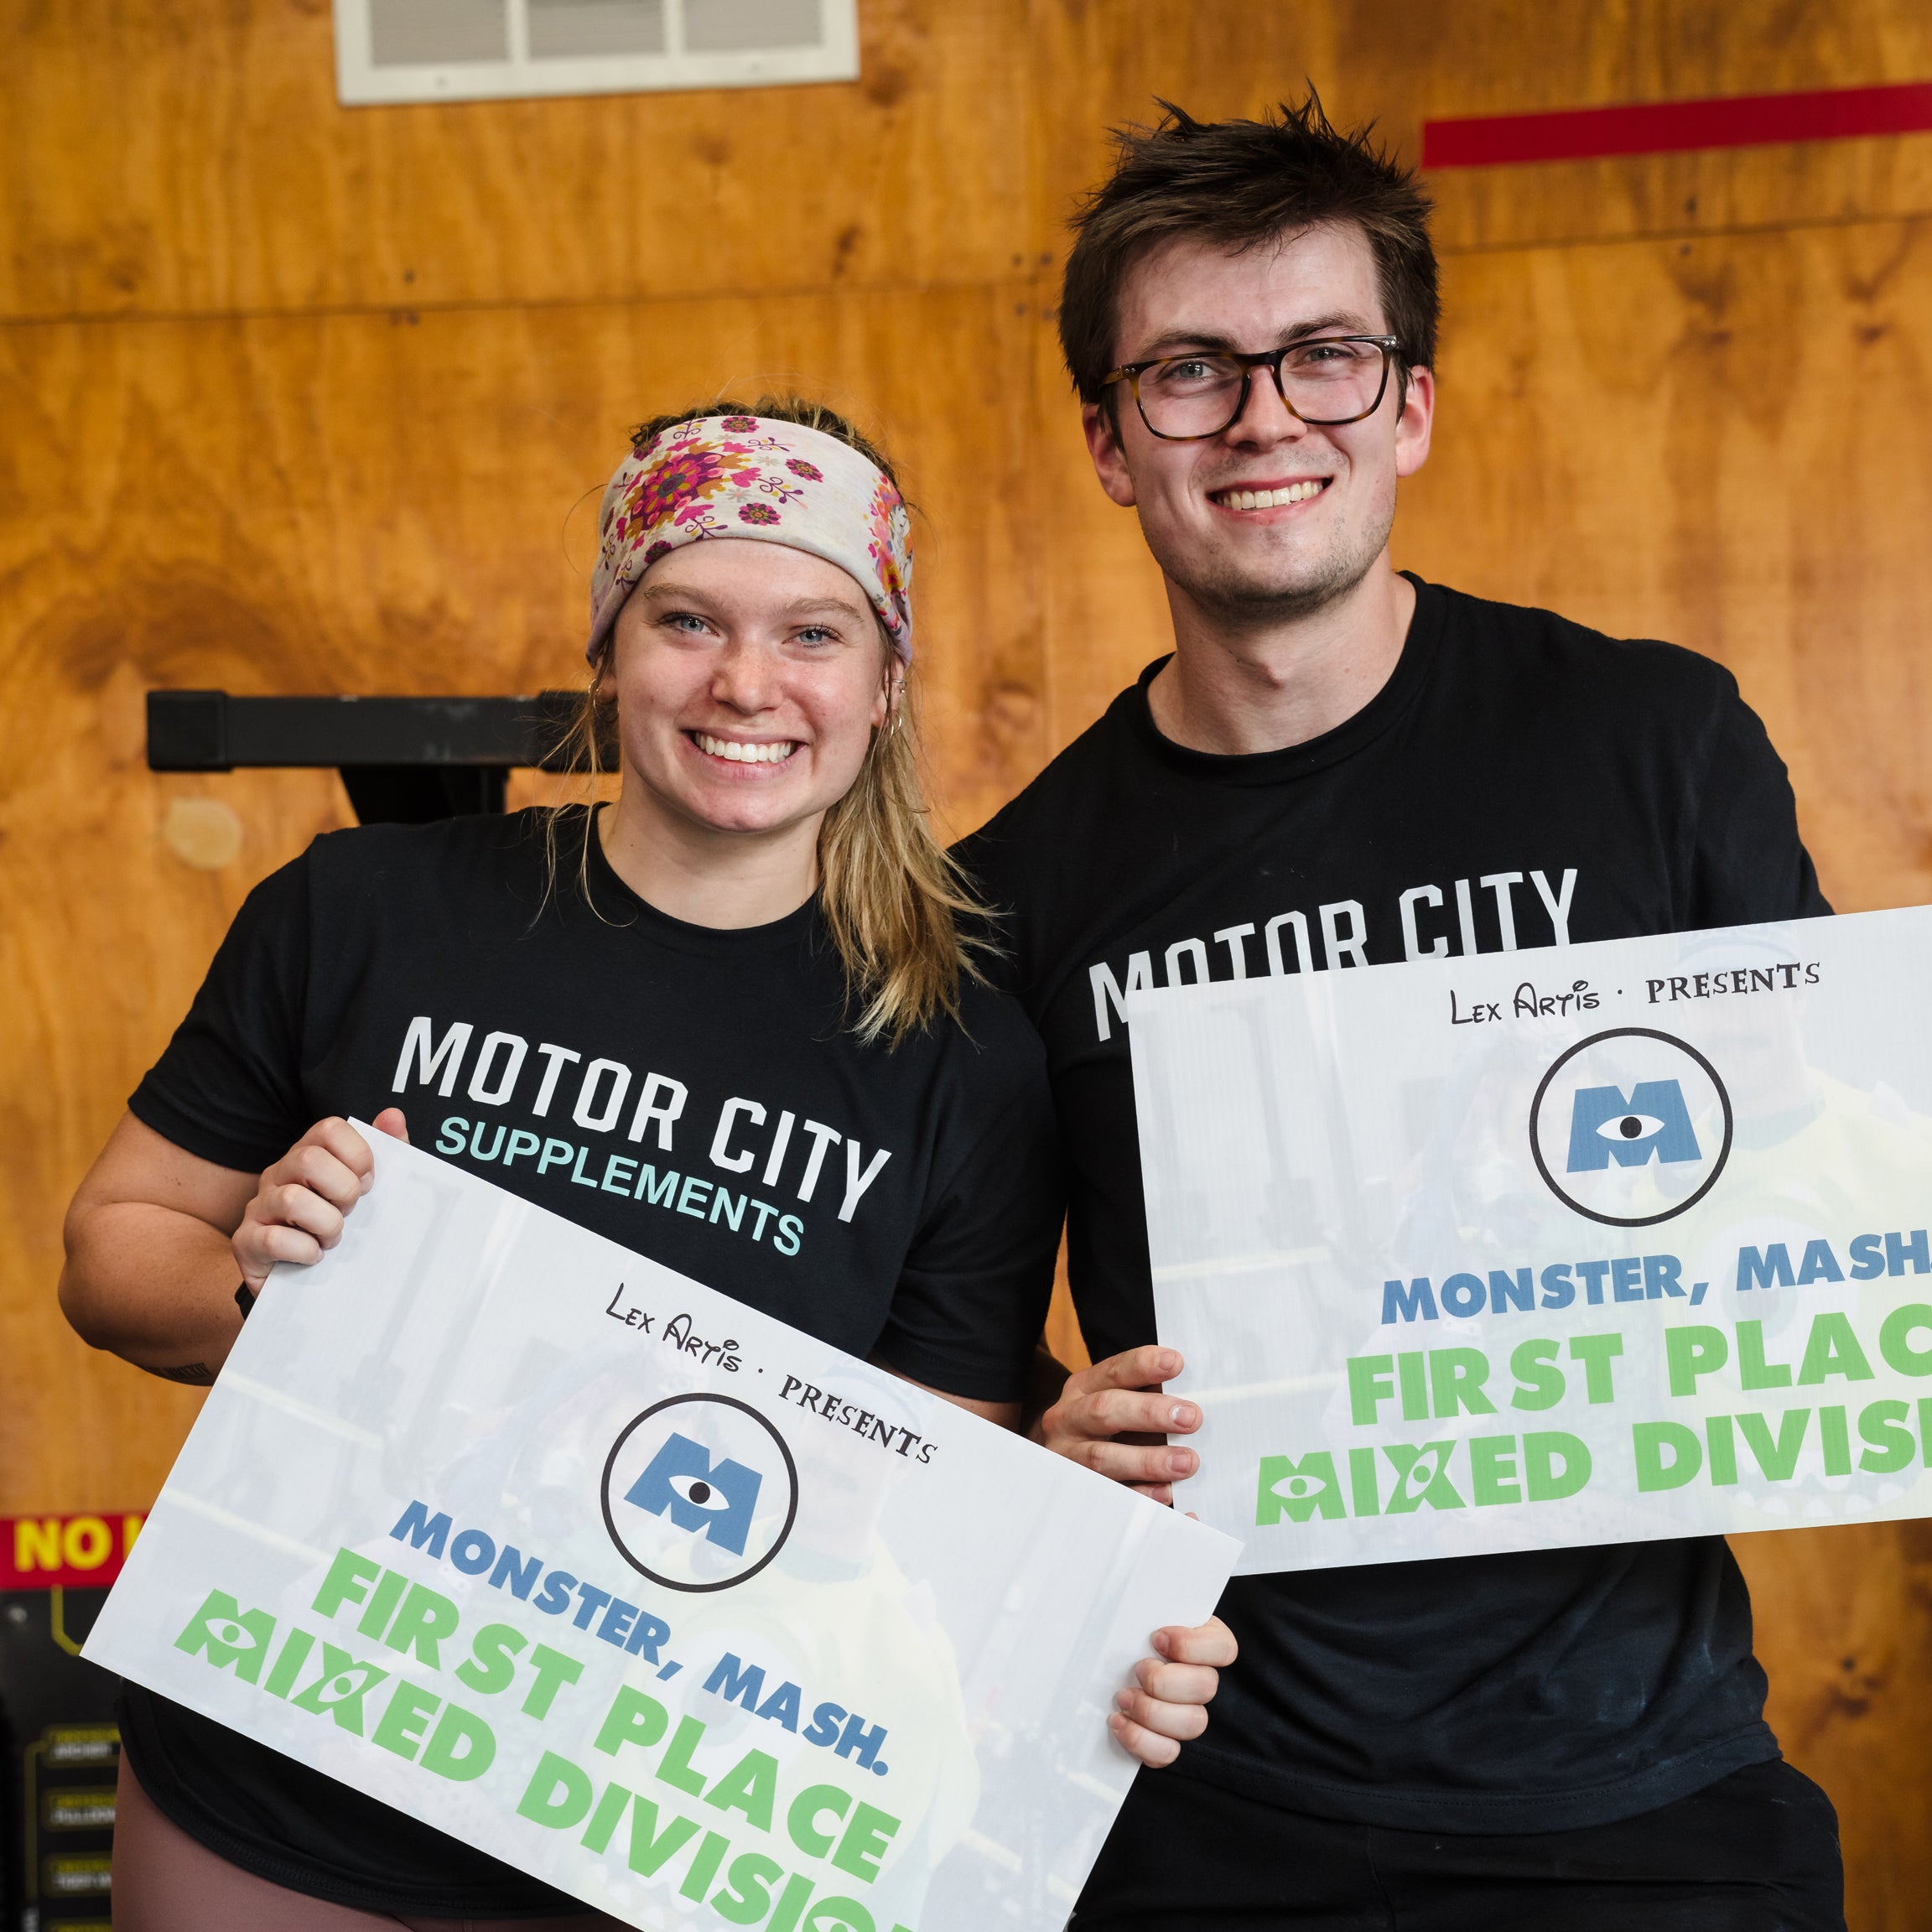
[60,1201,246,1380]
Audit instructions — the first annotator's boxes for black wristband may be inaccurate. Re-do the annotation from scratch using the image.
[235,1280,257,1322]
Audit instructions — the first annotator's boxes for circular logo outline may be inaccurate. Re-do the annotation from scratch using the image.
[1528,1026,1734,1228]
[600,1392,799,1595]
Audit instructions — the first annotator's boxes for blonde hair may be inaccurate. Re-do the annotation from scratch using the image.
[548,396,992,1047]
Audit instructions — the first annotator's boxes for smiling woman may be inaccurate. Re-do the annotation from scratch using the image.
[551,396,979,1046]
[59,393,1230,1924]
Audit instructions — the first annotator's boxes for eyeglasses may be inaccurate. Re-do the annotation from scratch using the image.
[1102,335,1402,441]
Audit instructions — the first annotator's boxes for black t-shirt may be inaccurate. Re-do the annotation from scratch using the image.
[958,576,1831,1835]
[121,807,1060,1915]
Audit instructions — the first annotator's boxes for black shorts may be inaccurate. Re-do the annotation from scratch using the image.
[1072,1758,1844,1932]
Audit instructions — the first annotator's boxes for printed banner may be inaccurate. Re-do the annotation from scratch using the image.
[3,1512,145,1591]
[1130,907,1932,1575]
[86,1132,1236,1931]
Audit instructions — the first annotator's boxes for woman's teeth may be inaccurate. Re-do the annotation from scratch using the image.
[695,733,797,765]
[1220,480,1326,510]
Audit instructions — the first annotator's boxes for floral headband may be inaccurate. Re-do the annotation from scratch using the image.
[586,415,913,666]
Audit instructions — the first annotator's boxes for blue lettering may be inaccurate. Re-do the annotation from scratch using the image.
[704,1654,766,1711]
[1489,1268,1533,1315]
[1888,1230,1929,1276]
[802,1702,846,1748]
[489,1546,542,1599]
[1382,1278,1439,1324]
[533,1570,578,1617]
[389,1500,451,1560]
[1797,1239,1844,1285]
[1737,1244,1796,1292]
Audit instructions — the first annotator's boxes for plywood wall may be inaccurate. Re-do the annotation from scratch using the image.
[6,2,1932,1919]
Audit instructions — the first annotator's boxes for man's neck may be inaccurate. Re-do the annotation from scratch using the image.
[598,787,820,930]
[1145,555,1416,757]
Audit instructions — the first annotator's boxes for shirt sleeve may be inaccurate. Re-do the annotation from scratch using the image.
[870,1011,1065,1405]
[127,850,318,1174]
[1685,684,1833,927]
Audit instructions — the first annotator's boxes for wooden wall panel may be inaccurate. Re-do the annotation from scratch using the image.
[6,3,1932,1921]
[3,0,1041,318]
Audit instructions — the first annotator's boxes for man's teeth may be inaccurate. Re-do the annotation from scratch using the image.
[696,734,797,765]
[1220,480,1327,510]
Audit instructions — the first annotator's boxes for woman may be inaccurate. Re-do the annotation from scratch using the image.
[60,399,1228,1929]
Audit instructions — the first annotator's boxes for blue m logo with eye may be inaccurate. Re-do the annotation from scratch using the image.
[1566,1081,1702,1173]
[622,1432,762,1556]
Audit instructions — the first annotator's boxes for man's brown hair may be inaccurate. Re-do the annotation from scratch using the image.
[1059,95,1439,409]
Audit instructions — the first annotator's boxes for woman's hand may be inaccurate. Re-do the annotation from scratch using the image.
[233,1109,409,1290]
[1110,1617,1239,1768]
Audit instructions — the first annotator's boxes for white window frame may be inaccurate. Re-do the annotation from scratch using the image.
[334,0,859,106]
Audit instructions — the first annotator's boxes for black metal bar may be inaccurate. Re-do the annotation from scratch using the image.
[145,691,598,774]
[145,691,610,827]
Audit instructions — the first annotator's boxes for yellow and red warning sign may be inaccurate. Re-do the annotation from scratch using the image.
[2,1513,145,1591]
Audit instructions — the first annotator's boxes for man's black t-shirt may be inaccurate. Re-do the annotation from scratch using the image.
[958,577,1831,1836]
[122,807,1061,1915]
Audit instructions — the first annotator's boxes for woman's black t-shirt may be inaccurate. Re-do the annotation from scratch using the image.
[119,807,1062,1916]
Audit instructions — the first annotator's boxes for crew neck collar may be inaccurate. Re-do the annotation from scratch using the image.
[1124,573,1441,786]
[577,806,823,956]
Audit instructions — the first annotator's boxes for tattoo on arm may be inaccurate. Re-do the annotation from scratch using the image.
[150,1362,216,1386]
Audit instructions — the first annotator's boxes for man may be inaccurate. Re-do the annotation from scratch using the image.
[961,100,1845,1929]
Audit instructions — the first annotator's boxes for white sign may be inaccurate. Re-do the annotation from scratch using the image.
[1131,909,1932,1576]
[87,1133,1237,1931]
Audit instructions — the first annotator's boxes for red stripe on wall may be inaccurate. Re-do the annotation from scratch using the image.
[1423,80,1932,169]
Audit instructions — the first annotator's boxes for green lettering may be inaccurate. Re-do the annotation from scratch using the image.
[1633,1420,1701,1492]
[705,1749,779,1831]
[1507,1339,1563,1411]
[1797,1312,1874,1386]
[1665,1325,1728,1398]
[1468,1434,1519,1506]
[657,1715,709,1795]
[1737,1407,1810,1481]
[454,1622,527,1696]
[382,1582,460,1669]
[517,1750,593,1829]
[522,1643,584,1719]
[1254,1451,1345,1525]
[596,1685,672,1758]
[310,1547,381,1621]
[1428,1348,1495,1418]
[1736,1319,1792,1391]
[173,1589,275,1684]
[420,1701,495,1781]
[1381,1441,1463,1513]
[1346,1354,1394,1425]
[1567,1332,1623,1403]
[832,1801,901,1883]
[628,1794,703,1877]
[371,1680,441,1761]
[1878,1305,1932,1377]
[787,1784,851,1859]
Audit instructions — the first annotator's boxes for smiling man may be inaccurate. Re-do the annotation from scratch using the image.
[959,101,1843,1930]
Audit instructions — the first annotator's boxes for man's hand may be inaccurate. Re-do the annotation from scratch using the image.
[1110,1617,1238,1768]
[233,1109,409,1290]
[1036,1344,1200,1503]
